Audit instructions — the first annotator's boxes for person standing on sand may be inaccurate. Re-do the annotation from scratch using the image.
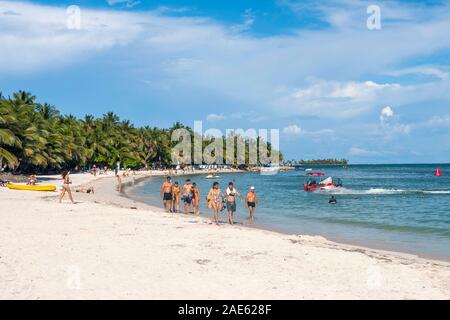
[116,172,122,191]
[192,182,200,215]
[206,181,222,225]
[172,181,181,213]
[182,179,193,214]
[160,176,173,212]
[59,171,75,204]
[245,186,258,224]
[224,182,242,225]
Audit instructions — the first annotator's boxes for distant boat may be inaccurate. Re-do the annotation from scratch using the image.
[205,174,221,179]
[260,166,279,173]
[434,168,443,176]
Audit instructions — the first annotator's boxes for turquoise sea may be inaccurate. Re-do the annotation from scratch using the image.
[128,164,450,261]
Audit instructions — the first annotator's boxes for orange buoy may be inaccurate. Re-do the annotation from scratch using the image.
[434,168,443,176]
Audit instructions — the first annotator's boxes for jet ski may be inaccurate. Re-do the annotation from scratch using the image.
[303,172,343,192]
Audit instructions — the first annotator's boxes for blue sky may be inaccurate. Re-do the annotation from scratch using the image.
[1,0,450,163]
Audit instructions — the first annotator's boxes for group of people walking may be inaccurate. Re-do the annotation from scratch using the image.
[160,176,258,225]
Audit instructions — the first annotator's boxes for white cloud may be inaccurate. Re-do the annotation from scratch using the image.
[1,0,450,123]
[206,113,226,122]
[0,1,144,72]
[386,66,449,81]
[206,112,266,123]
[277,80,401,118]
[106,0,140,8]
[380,106,394,122]
[231,8,255,33]
[283,124,302,135]
[348,147,382,157]
[424,115,450,127]
[377,106,411,136]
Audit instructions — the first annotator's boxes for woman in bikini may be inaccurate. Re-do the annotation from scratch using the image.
[59,171,75,204]
[172,181,181,213]
[192,182,200,215]
[206,182,222,225]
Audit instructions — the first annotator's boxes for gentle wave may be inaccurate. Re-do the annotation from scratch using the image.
[321,188,450,195]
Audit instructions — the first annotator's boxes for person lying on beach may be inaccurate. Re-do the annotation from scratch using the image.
[182,179,193,214]
[75,186,95,194]
[27,175,37,186]
[192,182,200,215]
[206,181,222,225]
[160,176,173,213]
[172,181,181,213]
[224,182,243,225]
[245,186,258,224]
[59,171,75,204]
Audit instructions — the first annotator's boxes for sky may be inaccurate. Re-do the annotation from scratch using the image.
[1,0,450,164]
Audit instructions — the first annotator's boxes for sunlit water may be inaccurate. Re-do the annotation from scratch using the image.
[128,164,450,260]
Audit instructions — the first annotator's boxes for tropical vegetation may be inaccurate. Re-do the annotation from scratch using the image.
[0,91,282,173]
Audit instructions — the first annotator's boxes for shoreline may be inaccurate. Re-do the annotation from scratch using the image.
[121,171,450,263]
[94,173,450,267]
[1,171,449,299]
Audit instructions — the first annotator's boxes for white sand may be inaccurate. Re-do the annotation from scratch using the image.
[0,172,449,299]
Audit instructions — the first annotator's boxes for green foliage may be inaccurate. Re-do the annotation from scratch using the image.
[0,91,283,172]
[293,159,349,166]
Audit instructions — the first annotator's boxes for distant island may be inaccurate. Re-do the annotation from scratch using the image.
[284,159,349,166]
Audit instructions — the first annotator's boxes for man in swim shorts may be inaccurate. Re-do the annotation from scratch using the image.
[160,176,173,212]
[182,179,193,214]
[245,186,258,224]
[224,182,242,225]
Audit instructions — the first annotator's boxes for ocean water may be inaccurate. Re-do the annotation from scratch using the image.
[128,164,450,261]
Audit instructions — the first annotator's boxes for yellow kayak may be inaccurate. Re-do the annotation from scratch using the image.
[6,184,57,192]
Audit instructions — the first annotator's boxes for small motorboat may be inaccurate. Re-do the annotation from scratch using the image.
[303,172,342,192]
[205,174,221,179]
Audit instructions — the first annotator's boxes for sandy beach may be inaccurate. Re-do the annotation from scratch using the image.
[0,171,449,299]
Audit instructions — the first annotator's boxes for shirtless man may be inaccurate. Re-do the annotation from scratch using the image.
[160,176,173,212]
[224,182,243,225]
[245,186,258,224]
[182,179,193,214]
[192,182,200,215]
[172,181,181,213]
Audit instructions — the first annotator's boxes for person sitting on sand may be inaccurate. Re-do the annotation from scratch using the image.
[192,182,200,215]
[182,179,193,214]
[245,186,258,224]
[160,176,173,212]
[59,171,75,204]
[75,186,95,194]
[27,175,37,186]
[172,181,181,213]
[206,181,222,225]
[224,182,243,225]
